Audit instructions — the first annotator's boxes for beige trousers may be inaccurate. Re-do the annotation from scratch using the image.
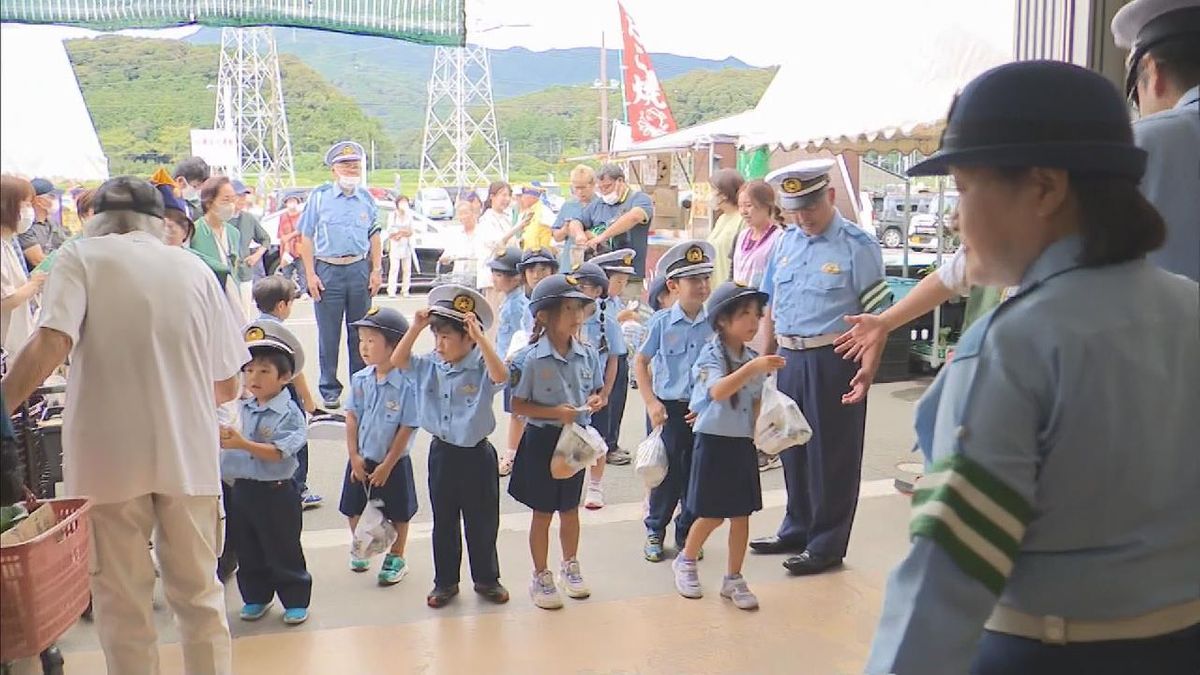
[89,494,232,675]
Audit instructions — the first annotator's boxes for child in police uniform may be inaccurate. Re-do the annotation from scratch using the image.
[508,273,606,610]
[633,241,716,562]
[339,307,420,586]
[390,286,510,608]
[590,249,638,468]
[251,275,324,508]
[570,261,627,510]
[672,282,785,610]
[498,249,560,476]
[219,324,312,625]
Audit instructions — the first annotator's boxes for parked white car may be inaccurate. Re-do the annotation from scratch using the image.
[414,187,455,220]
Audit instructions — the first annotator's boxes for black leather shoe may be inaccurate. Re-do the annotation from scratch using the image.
[474,582,510,604]
[426,584,460,608]
[783,550,843,575]
[749,536,806,554]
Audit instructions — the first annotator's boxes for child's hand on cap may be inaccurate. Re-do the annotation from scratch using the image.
[413,308,432,329]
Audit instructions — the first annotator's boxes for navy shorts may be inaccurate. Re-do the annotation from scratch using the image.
[685,433,762,518]
[507,423,585,513]
[338,456,418,523]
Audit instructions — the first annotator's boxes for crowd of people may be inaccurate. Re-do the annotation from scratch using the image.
[0,1,1197,671]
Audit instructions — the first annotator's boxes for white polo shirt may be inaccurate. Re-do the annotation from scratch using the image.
[37,231,249,505]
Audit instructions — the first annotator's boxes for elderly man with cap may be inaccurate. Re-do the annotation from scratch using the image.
[17,178,71,269]
[749,158,891,575]
[298,140,384,409]
[1113,0,1200,282]
[2,176,247,674]
[866,60,1198,675]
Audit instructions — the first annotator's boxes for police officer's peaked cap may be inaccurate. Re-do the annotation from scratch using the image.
[324,141,365,166]
[570,262,610,297]
[766,159,835,210]
[1112,0,1200,99]
[528,273,594,316]
[487,246,524,274]
[590,248,637,275]
[705,281,770,328]
[655,239,716,280]
[908,61,1146,180]
[243,320,305,374]
[351,306,410,341]
[517,248,560,271]
[93,176,165,219]
[427,285,494,332]
[648,274,671,311]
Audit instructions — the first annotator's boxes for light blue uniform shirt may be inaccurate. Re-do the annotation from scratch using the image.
[406,347,504,447]
[583,298,628,379]
[519,295,535,333]
[496,287,529,357]
[552,199,588,270]
[689,336,763,438]
[512,336,604,428]
[221,389,306,481]
[346,365,419,463]
[866,236,1200,675]
[760,211,889,337]
[638,304,713,402]
[297,182,380,258]
[1134,85,1199,282]
[256,312,281,324]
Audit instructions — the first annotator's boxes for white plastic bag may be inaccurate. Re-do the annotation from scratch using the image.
[351,491,397,559]
[551,423,606,479]
[634,426,668,490]
[506,330,529,359]
[754,376,812,456]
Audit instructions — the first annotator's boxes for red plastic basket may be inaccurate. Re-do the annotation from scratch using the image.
[0,498,92,661]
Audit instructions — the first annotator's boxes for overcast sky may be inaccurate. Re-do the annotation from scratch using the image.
[467,0,1016,67]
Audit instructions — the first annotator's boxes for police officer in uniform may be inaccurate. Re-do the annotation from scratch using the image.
[866,60,1199,675]
[1112,0,1200,282]
[298,141,383,408]
[750,159,891,575]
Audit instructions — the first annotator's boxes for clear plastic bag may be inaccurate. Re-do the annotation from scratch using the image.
[754,375,812,456]
[350,491,397,559]
[634,426,668,490]
[550,423,606,479]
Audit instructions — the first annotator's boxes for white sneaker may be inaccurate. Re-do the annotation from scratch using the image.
[529,569,563,610]
[672,556,703,599]
[720,574,759,610]
[584,483,604,510]
[559,559,591,599]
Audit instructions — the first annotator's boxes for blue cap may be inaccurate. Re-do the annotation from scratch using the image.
[154,184,192,220]
[351,306,410,341]
[230,180,251,195]
[908,61,1145,179]
[324,140,365,166]
[648,275,670,311]
[243,320,305,374]
[31,178,55,196]
[570,262,609,296]
[518,248,560,271]
[766,159,834,211]
[655,239,716,280]
[519,186,543,198]
[427,285,494,332]
[704,281,769,328]
[589,248,636,275]
[529,273,594,315]
[487,246,523,275]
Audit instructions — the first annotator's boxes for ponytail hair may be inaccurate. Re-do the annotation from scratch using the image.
[739,180,784,228]
[596,298,609,354]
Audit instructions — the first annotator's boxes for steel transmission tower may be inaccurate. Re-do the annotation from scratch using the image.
[214,27,295,191]
[418,46,505,189]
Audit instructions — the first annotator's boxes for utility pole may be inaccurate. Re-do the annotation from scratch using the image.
[592,34,622,156]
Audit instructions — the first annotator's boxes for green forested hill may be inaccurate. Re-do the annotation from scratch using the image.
[66,36,392,175]
[66,36,774,180]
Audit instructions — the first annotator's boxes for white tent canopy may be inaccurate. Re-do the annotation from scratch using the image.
[740,27,1009,154]
[610,109,760,156]
[0,24,110,181]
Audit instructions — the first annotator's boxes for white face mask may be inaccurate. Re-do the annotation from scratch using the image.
[601,191,620,206]
[338,176,362,191]
[214,203,236,222]
[17,206,35,234]
[182,186,200,202]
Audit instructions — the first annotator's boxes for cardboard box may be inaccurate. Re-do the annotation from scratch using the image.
[651,187,680,218]
[0,503,58,546]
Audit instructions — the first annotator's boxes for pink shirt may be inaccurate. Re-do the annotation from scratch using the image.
[732,225,781,288]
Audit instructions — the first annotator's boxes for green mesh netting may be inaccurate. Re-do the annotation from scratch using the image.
[1,0,465,45]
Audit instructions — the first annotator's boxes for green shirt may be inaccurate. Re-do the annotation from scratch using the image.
[189,215,242,282]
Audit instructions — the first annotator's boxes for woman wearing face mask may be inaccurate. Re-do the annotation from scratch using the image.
[706,169,745,287]
[387,195,415,297]
[189,176,244,316]
[1,175,46,355]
